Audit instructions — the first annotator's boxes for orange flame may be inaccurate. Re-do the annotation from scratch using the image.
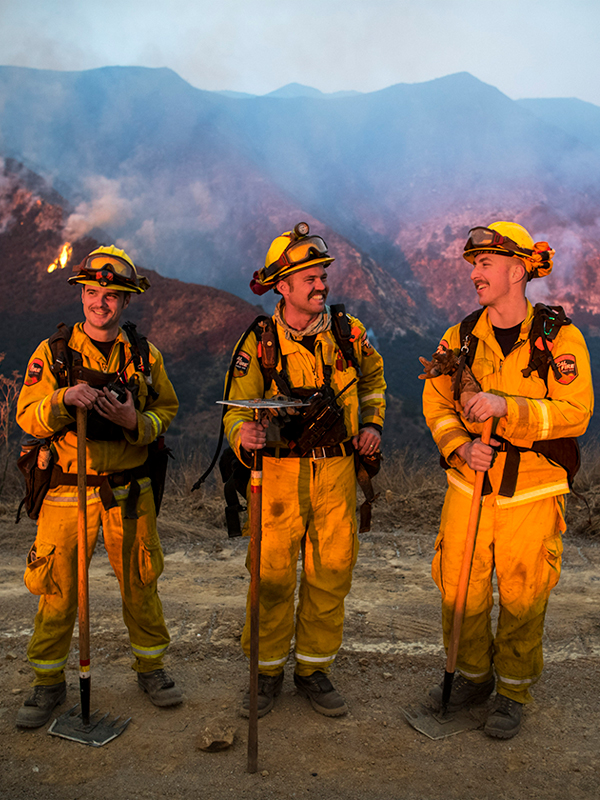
[47,243,73,273]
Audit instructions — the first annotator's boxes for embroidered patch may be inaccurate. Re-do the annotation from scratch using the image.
[233,351,251,377]
[436,340,450,355]
[554,354,578,385]
[24,358,44,386]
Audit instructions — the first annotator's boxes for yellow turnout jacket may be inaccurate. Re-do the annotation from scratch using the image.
[422,301,593,507]
[17,322,179,476]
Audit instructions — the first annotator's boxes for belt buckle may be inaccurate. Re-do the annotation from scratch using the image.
[311,447,327,460]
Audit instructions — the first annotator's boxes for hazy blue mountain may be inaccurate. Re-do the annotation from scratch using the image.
[265,83,361,99]
[518,97,600,152]
[2,65,600,332]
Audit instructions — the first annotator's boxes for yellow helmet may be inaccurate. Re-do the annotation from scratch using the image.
[250,222,334,295]
[463,221,554,279]
[68,245,150,293]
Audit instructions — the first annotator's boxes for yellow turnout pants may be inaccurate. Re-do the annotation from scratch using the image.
[433,486,565,703]
[241,454,358,677]
[24,483,170,686]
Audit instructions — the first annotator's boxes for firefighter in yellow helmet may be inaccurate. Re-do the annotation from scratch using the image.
[15,245,181,728]
[422,221,593,738]
[225,223,386,717]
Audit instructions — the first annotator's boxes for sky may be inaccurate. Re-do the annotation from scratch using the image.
[1,0,599,103]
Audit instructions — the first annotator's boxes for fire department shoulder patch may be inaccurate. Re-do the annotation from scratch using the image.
[24,358,44,386]
[554,354,578,385]
[436,339,450,354]
[233,351,251,377]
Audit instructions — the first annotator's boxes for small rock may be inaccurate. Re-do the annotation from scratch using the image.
[11,688,22,695]
[6,652,17,661]
[32,766,39,773]
[195,719,236,752]
[383,672,393,680]
[261,770,269,777]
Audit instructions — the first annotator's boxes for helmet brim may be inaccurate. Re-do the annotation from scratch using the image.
[68,276,143,293]
[263,256,335,287]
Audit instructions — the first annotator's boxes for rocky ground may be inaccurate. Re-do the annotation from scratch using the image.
[1,497,599,800]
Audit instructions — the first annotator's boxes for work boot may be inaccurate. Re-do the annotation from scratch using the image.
[16,682,67,729]
[429,673,495,712]
[137,669,183,707]
[484,694,523,739]
[240,672,284,719]
[294,671,348,717]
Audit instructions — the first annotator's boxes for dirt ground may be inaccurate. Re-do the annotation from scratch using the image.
[1,499,599,800]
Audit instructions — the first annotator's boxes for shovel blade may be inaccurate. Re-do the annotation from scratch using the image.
[402,704,483,740]
[48,704,131,747]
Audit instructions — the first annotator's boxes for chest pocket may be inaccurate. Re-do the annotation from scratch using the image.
[470,357,495,391]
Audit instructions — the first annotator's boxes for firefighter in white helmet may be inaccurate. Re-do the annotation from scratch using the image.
[224,223,386,717]
[16,245,181,728]
[422,222,593,738]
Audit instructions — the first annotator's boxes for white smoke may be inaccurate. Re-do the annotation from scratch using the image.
[63,176,136,240]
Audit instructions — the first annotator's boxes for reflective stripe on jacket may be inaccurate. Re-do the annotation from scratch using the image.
[422,301,593,507]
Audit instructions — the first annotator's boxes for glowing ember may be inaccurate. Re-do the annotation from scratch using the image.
[47,243,73,273]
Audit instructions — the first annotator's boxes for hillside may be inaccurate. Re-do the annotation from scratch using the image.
[0,159,436,450]
[2,66,600,332]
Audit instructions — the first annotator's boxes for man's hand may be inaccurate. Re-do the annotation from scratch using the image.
[456,437,500,472]
[64,384,101,410]
[94,387,138,431]
[352,426,381,456]
[239,417,269,451]
[463,392,508,423]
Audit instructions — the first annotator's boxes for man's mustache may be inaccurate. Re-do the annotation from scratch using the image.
[309,288,329,300]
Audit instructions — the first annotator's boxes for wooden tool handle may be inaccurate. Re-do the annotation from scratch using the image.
[247,410,263,773]
[445,416,493,674]
[76,404,91,723]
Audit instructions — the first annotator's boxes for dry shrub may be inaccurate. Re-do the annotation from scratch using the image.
[369,448,446,532]
[565,438,600,537]
[157,440,233,549]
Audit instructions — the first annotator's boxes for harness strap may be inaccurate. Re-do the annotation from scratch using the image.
[50,463,150,519]
[263,441,354,459]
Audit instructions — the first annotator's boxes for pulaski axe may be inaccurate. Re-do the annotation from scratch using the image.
[217,397,306,773]
[48,402,131,746]
[403,346,495,739]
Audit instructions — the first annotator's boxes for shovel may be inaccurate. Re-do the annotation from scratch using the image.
[217,397,306,772]
[403,416,493,739]
[48,402,130,746]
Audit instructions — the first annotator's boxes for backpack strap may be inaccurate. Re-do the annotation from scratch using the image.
[330,304,361,373]
[48,323,74,387]
[191,314,272,491]
[453,309,483,401]
[521,304,572,384]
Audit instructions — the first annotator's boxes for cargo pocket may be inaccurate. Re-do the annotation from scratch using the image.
[23,543,61,596]
[138,542,165,587]
[431,530,444,594]
[542,533,563,592]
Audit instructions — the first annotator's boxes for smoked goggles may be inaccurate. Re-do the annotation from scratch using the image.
[464,227,533,258]
[69,255,147,292]
[264,235,330,281]
[464,227,554,278]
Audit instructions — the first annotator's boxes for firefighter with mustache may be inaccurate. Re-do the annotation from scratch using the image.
[422,222,593,738]
[224,223,386,717]
[15,246,181,728]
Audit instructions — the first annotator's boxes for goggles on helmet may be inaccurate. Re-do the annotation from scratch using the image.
[464,227,533,257]
[264,235,330,281]
[69,253,148,292]
[84,254,136,283]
